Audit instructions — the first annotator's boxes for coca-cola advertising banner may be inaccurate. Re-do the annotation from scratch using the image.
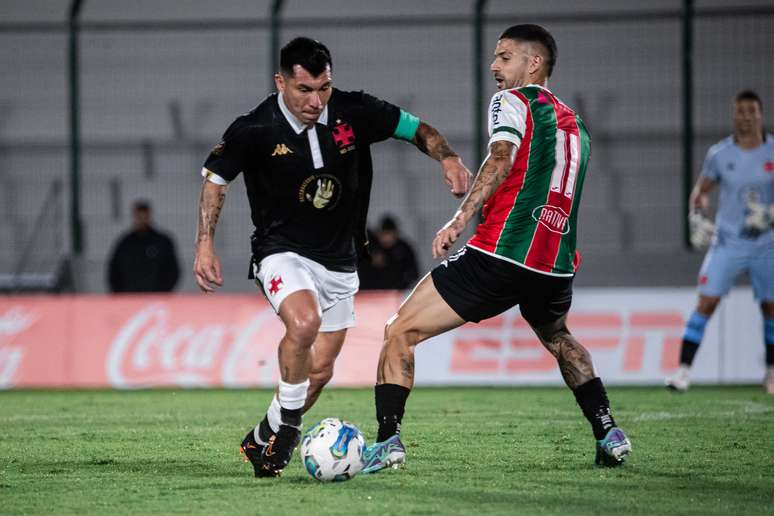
[0,288,765,389]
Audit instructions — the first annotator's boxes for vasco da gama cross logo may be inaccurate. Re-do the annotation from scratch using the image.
[268,275,283,295]
[332,121,355,153]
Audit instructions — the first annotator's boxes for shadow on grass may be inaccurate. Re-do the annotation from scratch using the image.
[26,458,254,480]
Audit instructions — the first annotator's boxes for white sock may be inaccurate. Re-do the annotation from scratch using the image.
[253,395,282,444]
[258,379,309,437]
[278,378,310,411]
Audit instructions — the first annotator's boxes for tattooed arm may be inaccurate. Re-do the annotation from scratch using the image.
[432,140,516,259]
[193,176,227,292]
[412,122,472,198]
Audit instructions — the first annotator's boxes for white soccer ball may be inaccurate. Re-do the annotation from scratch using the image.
[301,418,365,482]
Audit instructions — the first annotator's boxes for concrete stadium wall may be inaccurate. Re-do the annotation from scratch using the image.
[1,0,773,293]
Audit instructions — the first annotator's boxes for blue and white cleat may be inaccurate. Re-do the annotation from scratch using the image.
[361,435,406,474]
[595,427,632,467]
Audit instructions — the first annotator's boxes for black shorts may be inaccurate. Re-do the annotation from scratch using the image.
[431,246,573,326]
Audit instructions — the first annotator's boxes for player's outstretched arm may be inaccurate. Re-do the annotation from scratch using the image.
[432,140,516,259]
[194,176,227,292]
[411,122,472,198]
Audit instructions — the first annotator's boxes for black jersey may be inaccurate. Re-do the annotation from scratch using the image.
[203,89,402,272]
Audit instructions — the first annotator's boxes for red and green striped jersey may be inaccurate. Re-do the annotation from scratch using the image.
[468,85,590,276]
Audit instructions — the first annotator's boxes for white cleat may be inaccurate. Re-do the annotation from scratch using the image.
[666,365,691,392]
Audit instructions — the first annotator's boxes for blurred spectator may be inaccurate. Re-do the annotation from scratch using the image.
[107,200,180,293]
[359,215,419,290]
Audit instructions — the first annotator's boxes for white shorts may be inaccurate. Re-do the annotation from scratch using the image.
[254,252,359,332]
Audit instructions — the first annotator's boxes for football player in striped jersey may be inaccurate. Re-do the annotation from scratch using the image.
[363,24,631,473]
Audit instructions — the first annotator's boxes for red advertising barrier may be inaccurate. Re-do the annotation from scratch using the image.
[11,287,759,388]
[0,293,402,389]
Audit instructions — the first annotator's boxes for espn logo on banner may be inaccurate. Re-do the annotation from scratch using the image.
[449,312,683,376]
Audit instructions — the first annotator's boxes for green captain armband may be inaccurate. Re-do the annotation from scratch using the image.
[393,109,421,141]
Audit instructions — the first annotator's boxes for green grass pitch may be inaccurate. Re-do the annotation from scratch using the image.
[1,387,772,515]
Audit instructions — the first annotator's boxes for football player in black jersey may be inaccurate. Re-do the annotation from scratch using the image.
[193,37,472,477]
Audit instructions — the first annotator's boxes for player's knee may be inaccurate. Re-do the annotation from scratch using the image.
[286,311,322,344]
[697,296,720,316]
[542,327,585,361]
[384,313,419,349]
[761,302,774,319]
[531,319,567,349]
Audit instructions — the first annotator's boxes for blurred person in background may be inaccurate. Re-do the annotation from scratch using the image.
[358,214,419,290]
[193,37,472,478]
[668,90,774,394]
[363,24,632,474]
[107,199,180,293]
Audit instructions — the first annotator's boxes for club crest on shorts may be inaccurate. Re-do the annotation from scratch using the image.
[268,276,284,295]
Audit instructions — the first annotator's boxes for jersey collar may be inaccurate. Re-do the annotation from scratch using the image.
[525,83,551,92]
[277,92,329,134]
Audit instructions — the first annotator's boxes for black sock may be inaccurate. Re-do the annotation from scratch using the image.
[573,377,616,441]
[375,383,411,442]
[679,339,701,366]
[280,407,302,428]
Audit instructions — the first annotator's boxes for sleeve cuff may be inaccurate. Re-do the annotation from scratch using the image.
[488,131,521,147]
[201,167,229,185]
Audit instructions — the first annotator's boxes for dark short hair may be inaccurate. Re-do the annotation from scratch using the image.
[379,215,398,232]
[132,199,151,212]
[499,24,557,77]
[735,89,762,110]
[280,37,332,77]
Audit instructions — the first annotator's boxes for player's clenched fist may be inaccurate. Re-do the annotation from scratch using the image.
[432,217,466,259]
[441,156,473,198]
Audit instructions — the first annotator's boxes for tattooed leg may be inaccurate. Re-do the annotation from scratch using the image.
[531,315,625,449]
[377,324,419,388]
[531,316,596,389]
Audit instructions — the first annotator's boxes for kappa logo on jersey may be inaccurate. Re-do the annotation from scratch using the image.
[490,93,504,126]
[333,121,356,154]
[271,143,294,156]
[764,160,774,173]
[268,276,283,295]
[531,204,571,235]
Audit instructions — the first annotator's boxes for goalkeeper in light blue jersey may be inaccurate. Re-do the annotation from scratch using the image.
[668,90,774,393]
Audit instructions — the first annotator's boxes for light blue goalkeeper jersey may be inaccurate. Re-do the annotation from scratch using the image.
[700,134,774,246]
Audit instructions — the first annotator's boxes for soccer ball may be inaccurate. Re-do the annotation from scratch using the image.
[300,418,365,482]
